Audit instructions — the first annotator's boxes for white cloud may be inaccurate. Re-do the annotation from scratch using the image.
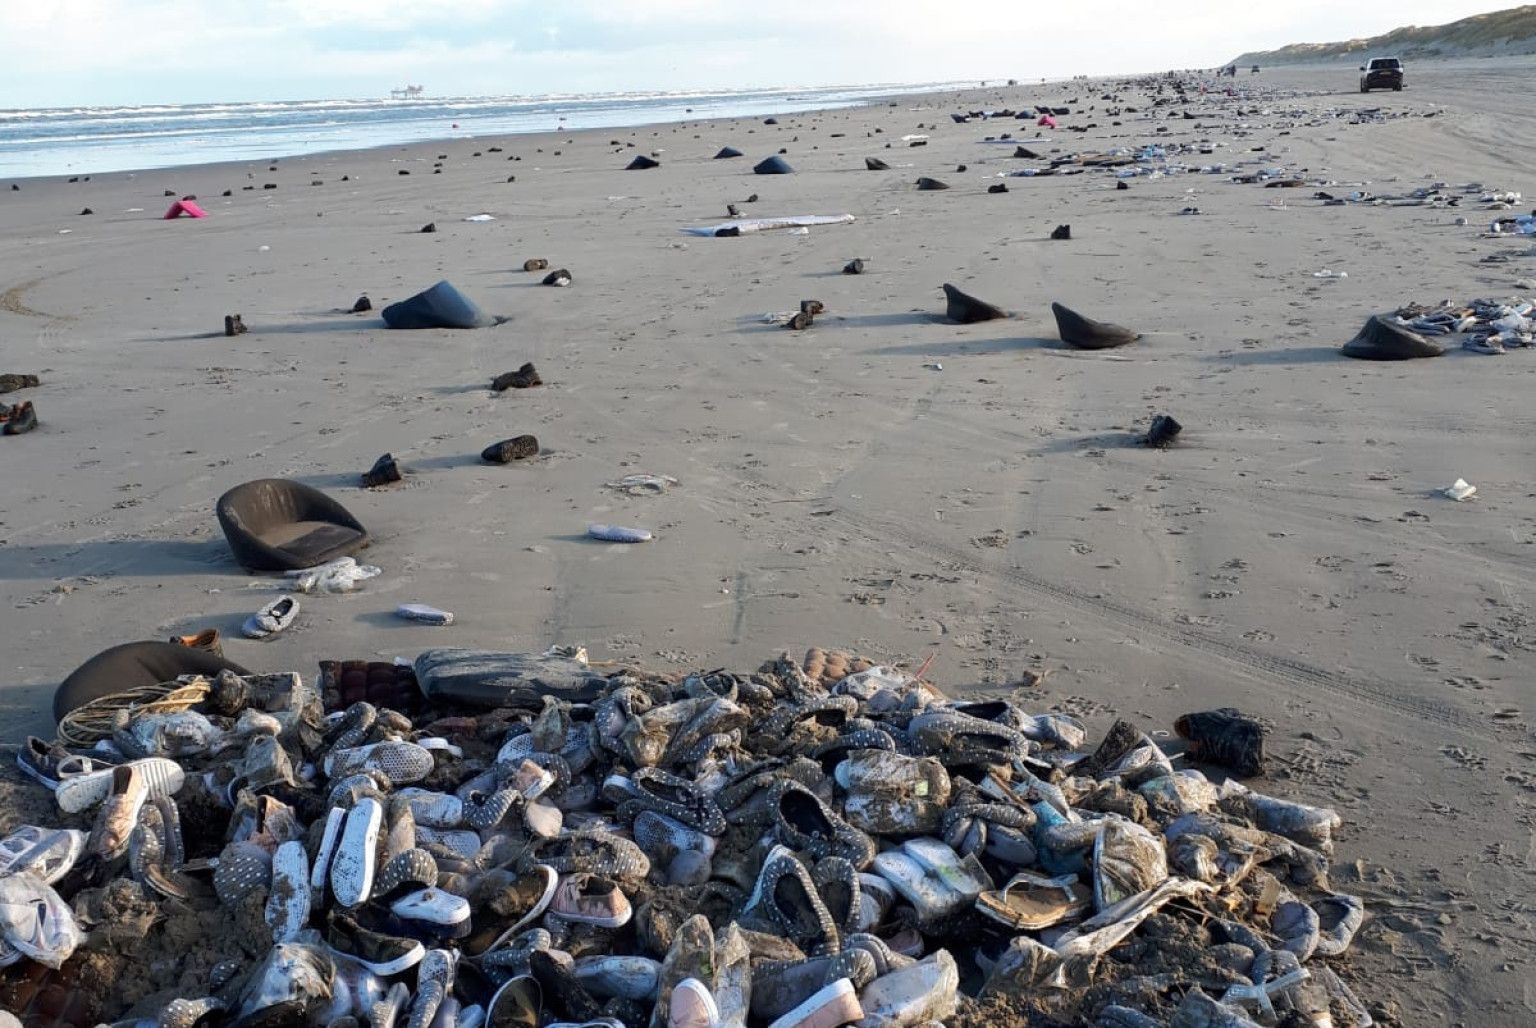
[0,0,1513,106]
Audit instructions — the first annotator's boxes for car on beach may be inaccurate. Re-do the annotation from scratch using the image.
[1359,57,1404,93]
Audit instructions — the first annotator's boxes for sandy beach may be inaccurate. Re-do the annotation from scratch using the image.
[4,57,1536,1021]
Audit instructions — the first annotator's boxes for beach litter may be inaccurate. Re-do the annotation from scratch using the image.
[0,643,1373,1026]
[605,474,679,496]
[1443,478,1477,502]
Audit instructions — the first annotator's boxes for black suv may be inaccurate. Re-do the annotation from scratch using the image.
[1359,57,1404,92]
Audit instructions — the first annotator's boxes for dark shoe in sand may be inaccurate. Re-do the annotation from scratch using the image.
[1051,302,1139,349]
[491,363,542,391]
[362,453,402,488]
[351,296,372,313]
[915,177,949,191]
[800,300,825,316]
[864,157,890,171]
[941,284,1007,324]
[541,269,572,287]
[482,436,539,463]
[988,183,1008,194]
[223,314,247,337]
[1050,224,1071,240]
[786,311,814,331]
[3,401,37,435]
[1174,707,1265,777]
[1142,414,1181,448]
[420,222,437,233]
[842,259,865,275]
[0,373,39,393]
[626,155,659,170]
[522,258,549,272]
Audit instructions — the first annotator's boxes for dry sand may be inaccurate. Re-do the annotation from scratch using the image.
[3,57,1536,1021]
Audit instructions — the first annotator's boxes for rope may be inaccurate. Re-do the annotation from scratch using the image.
[57,677,211,749]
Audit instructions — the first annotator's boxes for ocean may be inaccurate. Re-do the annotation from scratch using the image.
[0,82,964,179]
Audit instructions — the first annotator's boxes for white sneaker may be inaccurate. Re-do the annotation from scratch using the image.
[56,757,184,814]
[331,798,383,908]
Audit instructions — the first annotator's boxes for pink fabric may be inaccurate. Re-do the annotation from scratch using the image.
[1038,115,1057,129]
[164,200,207,219]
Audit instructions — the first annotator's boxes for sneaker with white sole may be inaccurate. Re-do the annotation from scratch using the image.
[324,741,435,785]
[766,977,862,1028]
[331,797,383,908]
[669,978,719,1028]
[56,757,184,814]
[327,909,425,976]
[266,840,312,943]
[391,887,472,934]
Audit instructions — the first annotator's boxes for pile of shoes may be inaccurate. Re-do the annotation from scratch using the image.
[1394,296,1535,354]
[0,646,1370,1026]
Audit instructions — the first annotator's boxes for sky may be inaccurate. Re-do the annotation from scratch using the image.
[0,0,1513,108]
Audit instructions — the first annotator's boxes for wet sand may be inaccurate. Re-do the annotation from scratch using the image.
[3,57,1536,1020]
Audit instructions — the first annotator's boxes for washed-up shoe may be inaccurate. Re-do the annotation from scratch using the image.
[325,741,435,785]
[535,829,651,882]
[0,827,86,886]
[1312,893,1365,956]
[975,871,1091,930]
[331,797,384,907]
[326,909,425,976]
[266,840,312,943]
[770,780,875,868]
[16,736,109,791]
[485,974,541,1028]
[765,977,862,1028]
[243,594,300,639]
[548,873,632,927]
[391,887,472,937]
[745,846,839,955]
[573,954,661,1001]
[170,627,224,658]
[89,763,152,860]
[56,756,183,814]
[0,873,83,969]
[668,978,718,1028]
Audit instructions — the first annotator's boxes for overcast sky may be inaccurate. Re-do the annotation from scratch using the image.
[0,1,1511,108]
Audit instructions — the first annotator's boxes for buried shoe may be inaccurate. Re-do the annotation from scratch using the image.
[770,780,876,868]
[669,978,719,1028]
[547,873,632,927]
[1142,414,1182,448]
[362,454,402,488]
[0,373,40,393]
[977,871,1090,930]
[330,797,384,908]
[327,908,426,975]
[87,765,152,861]
[2,401,37,435]
[482,435,540,463]
[170,628,224,657]
[491,363,542,391]
[1174,707,1265,778]
[941,283,1008,324]
[485,974,541,1028]
[0,827,87,886]
[224,314,247,337]
[1051,301,1140,349]
[542,269,573,287]
[842,258,865,275]
[1050,224,1071,240]
[243,595,299,639]
[522,258,550,272]
[765,977,862,1028]
[915,177,949,191]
